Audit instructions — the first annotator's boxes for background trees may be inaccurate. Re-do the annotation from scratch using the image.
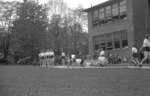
[11,0,49,62]
[0,0,88,64]
[47,13,88,55]
[0,1,19,62]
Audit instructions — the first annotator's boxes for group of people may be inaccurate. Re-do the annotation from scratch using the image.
[38,49,55,67]
[38,49,84,67]
[38,35,150,67]
[131,35,150,67]
[92,35,150,67]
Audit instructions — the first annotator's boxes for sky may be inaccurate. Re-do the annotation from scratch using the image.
[2,0,108,9]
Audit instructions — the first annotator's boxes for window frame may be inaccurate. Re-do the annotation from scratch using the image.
[121,30,128,48]
[119,0,127,19]
[105,5,112,19]
[112,3,119,17]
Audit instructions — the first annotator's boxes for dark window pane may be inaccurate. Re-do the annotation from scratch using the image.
[101,47,106,50]
[114,41,120,48]
[122,40,128,48]
[101,43,105,46]
[94,44,99,50]
[107,41,113,50]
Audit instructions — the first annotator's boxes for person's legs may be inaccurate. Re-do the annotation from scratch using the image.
[140,51,149,65]
[135,58,140,65]
[148,52,150,62]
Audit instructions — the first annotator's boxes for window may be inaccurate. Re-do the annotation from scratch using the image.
[107,41,113,50]
[93,31,128,51]
[105,6,112,21]
[99,8,105,20]
[119,0,127,19]
[121,31,128,48]
[93,39,99,50]
[93,10,99,19]
[99,35,106,50]
[113,32,121,49]
[100,41,106,50]
[106,34,113,50]
[94,44,99,50]
[112,3,119,19]
[93,9,99,25]
[99,8,105,24]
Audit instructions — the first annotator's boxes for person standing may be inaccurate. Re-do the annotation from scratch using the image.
[99,48,105,57]
[61,51,66,65]
[98,48,108,67]
[131,45,139,65]
[49,49,54,66]
[140,35,150,66]
[71,54,76,65]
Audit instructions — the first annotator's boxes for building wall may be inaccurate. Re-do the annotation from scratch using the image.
[87,0,149,58]
[88,11,94,56]
[88,0,130,57]
[132,0,150,48]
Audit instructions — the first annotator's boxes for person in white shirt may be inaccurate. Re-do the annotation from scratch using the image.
[38,52,43,66]
[39,50,45,67]
[71,54,76,65]
[131,45,139,65]
[49,49,54,66]
[61,52,66,65]
[98,48,108,67]
[99,49,105,57]
[140,35,150,66]
[49,49,54,57]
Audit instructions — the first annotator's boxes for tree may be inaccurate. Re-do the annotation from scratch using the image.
[11,0,48,62]
[47,13,88,55]
[44,4,88,56]
[0,1,19,62]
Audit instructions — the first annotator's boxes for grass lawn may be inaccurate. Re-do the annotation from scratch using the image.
[0,65,150,96]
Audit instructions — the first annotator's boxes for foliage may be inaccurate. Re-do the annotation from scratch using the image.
[48,14,88,55]
[11,1,49,62]
[0,1,19,62]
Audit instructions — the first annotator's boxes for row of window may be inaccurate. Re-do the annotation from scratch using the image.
[93,30,128,51]
[92,0,127,26]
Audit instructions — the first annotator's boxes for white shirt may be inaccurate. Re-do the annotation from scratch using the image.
[132,47,138,53]
[61,52,65,56]
[71,54,75,59]
[76,58,81,64]
[49,51,54,56]
[98,56,106,61]
[98,56,108,64]
[39,52,44,57]
[100,50,105,56]
[45,52,49,57]
[143,39,150,47]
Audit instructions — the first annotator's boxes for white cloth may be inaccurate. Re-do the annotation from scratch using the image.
[98,56,106,62]
[98,56,108,65]
[71,54,75,59]
[76,58,82,64]
[61,52,65,56]
[132,47,138,53]
[100,50,105,56]
[143,39,150,47]
[45,52,50,56]
[49,51,54,56]
[39,52,44,57]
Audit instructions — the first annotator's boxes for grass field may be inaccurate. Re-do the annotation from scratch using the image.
[0,65,150,96]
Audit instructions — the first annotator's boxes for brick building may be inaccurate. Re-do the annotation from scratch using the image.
[85,0,150,58]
